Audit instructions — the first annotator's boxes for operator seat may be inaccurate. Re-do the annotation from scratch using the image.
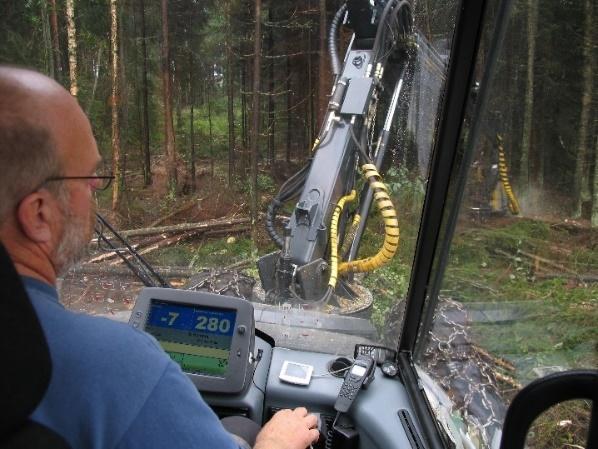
[0,243,71,449]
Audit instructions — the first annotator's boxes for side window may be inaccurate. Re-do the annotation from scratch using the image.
[414,0,597,448]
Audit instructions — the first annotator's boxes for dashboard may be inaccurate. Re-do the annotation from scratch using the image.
[129,288,427,449]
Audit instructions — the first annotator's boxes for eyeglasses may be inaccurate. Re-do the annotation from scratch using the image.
[44,175,115,191]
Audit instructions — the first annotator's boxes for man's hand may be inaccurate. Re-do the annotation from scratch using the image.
[254,407,319,449]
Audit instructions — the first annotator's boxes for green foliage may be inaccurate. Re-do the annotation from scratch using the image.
[233,172,276,195]
[385,166,426,216]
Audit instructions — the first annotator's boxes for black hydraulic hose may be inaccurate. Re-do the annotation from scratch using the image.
[350,123,373,166]
[372,0,411,65]
[265,200,285,248]
[265,160,312,248]
[329,3,348,76]
[95,213,171,288]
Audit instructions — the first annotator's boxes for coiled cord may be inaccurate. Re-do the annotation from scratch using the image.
[496,134,520,215]
[339,164,399,274]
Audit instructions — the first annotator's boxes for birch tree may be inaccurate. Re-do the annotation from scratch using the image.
[65,0,78,96]
[110,0,122,210]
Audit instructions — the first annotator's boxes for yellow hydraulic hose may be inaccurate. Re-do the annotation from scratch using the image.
[496,134,520,215]
[339,164,399,274]
[328,190,357,288]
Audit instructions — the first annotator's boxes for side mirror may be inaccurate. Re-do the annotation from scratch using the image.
[500,370,598,449]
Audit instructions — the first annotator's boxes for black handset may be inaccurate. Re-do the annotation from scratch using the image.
[334,355,375,413]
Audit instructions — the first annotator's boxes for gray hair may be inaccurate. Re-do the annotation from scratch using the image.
[0,114,63,224]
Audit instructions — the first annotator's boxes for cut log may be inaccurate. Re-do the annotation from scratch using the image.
[87,234,167,263]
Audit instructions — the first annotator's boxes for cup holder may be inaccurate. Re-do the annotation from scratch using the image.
[328,356,353,377]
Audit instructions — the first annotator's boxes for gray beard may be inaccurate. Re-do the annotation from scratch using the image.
[53,209,92,277]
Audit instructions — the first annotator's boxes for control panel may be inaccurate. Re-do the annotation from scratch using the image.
[129,287,255,394]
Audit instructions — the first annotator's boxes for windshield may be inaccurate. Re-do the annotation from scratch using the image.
[0,0,451,355]
[413,0,598,448]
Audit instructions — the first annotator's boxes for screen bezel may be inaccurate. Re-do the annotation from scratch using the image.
[130,287,255,394]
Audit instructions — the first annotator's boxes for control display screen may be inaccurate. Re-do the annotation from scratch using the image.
[145,299,237,377]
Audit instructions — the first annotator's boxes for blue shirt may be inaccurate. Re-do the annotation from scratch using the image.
[24,277,239,449]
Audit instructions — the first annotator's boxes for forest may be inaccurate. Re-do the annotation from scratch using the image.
[1,0,596,230]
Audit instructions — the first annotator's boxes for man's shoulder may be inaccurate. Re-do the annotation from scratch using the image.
[29,285,186,448]
[33,293,169,377]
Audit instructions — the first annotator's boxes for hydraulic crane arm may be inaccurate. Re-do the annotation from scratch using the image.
[258,0,413,305]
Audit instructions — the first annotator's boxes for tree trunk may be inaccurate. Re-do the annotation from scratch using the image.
[286,50,292,163]
[119,3,128,194]
[139,0,152,186]
[189,46,196,192]
[227,0,235,186]
[65,0,78,96]
[307,23,315,154]
[48,0,63,83]
[573,0,594,218]
[86,45,103,116]
[110,0,121,211]
[207,72,214,178]
[250,0,262,231]
[241,63,248,154]
[267,5,275,169]
[318,0,328,124]
[40,0,54,78]
[161,0,177,189]
[592,135,598,227]
[519,0,538,197]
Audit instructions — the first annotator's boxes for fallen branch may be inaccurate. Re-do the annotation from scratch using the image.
[87,234,167,263]
[494,248,582,280]
[110,231,199,265]
[224,258,254,270]
[535,272,598,283]
[70,264,200,278]
[472,344,515,371]
[204,225,251,238]
[116,216,250,238]
[494,371,522,390]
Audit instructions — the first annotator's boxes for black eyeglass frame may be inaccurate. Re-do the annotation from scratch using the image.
[44,175,115,191]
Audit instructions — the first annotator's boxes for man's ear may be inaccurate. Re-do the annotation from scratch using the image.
[16,191,57,243]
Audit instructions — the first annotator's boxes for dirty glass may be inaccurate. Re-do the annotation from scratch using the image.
[413,1,598,448]
[54,0,460,356]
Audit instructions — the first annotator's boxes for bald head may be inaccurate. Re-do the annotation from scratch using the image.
[0,66,69,117]
[0,66,101,283]
[0,66,97,224]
